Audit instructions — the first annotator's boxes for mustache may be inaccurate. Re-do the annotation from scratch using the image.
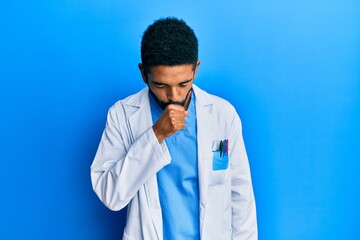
[149,87,193,110]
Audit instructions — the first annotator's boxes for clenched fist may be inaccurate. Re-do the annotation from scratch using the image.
[152,104,189,143]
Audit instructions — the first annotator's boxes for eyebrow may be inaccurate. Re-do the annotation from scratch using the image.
[152,79,193,86]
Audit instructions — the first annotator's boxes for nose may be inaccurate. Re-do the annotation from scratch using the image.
[166,87,178,102]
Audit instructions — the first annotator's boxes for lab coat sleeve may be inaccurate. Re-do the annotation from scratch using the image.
[90,105,171,211]
[230,108,258,239]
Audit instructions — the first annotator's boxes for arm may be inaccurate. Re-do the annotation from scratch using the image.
[90,105,171,211]
[230,108,258,239]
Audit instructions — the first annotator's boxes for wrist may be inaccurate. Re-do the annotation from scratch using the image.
[152,125,165,143]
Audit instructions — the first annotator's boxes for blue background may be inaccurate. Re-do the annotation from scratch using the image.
[1,0,359,239]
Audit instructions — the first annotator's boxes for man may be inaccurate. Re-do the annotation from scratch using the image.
[91,17,257,240]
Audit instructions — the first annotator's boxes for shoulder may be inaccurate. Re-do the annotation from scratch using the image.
[194,85,242,134]
[108,87,149,117]
[111,87,148,108]
[193,85,236,115]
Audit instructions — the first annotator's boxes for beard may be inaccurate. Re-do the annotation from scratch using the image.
[148,87,193,110]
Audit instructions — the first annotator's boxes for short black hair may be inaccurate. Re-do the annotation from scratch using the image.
[141,17,198,74]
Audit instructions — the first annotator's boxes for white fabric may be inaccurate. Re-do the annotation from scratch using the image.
[91,85,258,240]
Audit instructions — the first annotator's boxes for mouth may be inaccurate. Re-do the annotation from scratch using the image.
[149,87,193,110]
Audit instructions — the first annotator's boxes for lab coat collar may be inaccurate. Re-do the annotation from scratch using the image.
[192,84,215,106]
[124,87,149,108]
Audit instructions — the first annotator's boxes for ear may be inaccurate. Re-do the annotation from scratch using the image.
[193,60,201,79]
[138,63,148,84]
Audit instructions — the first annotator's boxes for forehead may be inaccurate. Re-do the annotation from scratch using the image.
[148,64,194,84]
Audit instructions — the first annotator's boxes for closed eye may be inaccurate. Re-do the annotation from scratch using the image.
[151,82,166,88]
[178,79,193,88]
[151,79,192,88]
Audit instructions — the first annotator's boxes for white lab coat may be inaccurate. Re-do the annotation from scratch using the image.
[91,85,257,240]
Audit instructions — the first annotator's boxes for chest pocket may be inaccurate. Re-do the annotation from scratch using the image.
[212,150,229,170]
[208,139,230,186]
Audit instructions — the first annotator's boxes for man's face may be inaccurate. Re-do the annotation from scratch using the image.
[139,61,200,109]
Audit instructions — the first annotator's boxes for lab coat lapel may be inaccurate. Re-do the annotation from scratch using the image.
[126,88,152,141]
[126,87,162,239]
[193,85,215,235]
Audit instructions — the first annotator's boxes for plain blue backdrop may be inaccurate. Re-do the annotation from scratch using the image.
[1,0,359,239]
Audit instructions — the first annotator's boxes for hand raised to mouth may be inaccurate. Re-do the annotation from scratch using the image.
[152,104,189,143]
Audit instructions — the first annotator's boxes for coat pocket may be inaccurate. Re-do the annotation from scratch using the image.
[212,150,229,170]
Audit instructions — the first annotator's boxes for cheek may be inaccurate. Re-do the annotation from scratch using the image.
[170,87,189,99]
[180,88,191,99]
[150,87,167,101]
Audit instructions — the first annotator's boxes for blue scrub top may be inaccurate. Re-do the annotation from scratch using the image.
[149,91,200,240]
